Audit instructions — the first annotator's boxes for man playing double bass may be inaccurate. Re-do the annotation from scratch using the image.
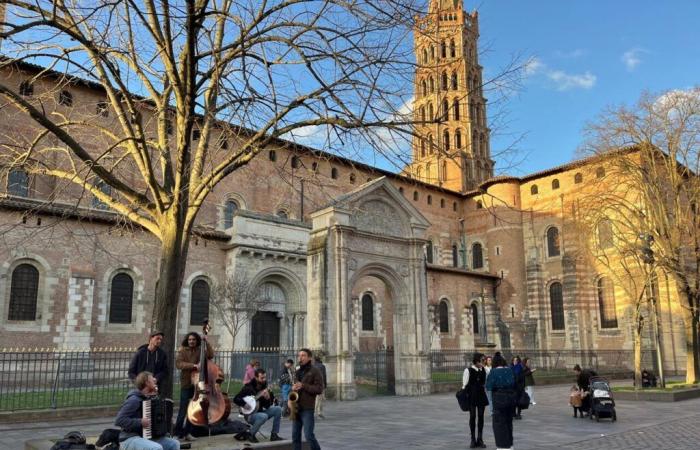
[174,332,214,441]
[233,368,284,443]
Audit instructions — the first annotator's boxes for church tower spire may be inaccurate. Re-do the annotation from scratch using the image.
[408,0,492,192]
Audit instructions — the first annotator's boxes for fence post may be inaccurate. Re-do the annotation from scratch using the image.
[50,355,62,409]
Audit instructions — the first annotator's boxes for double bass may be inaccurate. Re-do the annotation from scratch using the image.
[186,319,231,427]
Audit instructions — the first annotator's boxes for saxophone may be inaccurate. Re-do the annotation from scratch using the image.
[288,391,299,421]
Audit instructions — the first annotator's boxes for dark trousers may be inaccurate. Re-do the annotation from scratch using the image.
[469,404,485,441]
[492,407,513,449]
[173,385,194,437]
[292,407,321,450]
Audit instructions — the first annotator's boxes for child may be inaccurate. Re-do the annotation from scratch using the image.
[569,385,583,418]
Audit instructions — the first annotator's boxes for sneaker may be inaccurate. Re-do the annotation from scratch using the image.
[270,433,284,442]
[178,434,197,442]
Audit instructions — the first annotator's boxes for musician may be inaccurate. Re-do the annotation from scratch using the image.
[128,331,169,387]
[233,368,284,443]
[173,332,214,441]
[115,371,180,450]
[292,348,323,450]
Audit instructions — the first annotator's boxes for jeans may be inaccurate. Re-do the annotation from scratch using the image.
[486,390,493,414]
[292,407,321,450]
[525,386,534,404]
[248,405,282,436]
[173,385,194,437]
[120,436,180,450]
[281,384,292,414]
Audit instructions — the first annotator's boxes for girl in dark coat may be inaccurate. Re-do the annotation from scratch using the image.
[486,352,515,450]
[463,353,489,448]
[511,356,525,419]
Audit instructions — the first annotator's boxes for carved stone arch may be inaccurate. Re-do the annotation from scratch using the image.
[349,197,410,238]
[250,266,306,314]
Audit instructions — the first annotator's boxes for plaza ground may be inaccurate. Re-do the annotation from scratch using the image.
[3,383,699,450]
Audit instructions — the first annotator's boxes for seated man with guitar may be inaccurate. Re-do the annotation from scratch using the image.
[115,371,179,450]
[233,368,284,443]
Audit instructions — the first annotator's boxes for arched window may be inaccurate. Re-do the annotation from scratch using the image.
[471,303,479,334]
[291,156,300,169]
[223,199,238,228]
[598,218,614,249]
[452,244,459,267]
[441,41,447,58]
[427,194,432,205]
[428,134,434,154]
[190,279,210,325]
[8,264,39,321]
[92,180,112,210]
[277,210,289,219]
[453,99,460,120]
[552,179,560,190]
[451,72,458,90]
[441,72,448,90]
[574,172,583,184]
[547,227,561,257]
[420,106,426,122]
[361,294,374,331]
[426,162,432,180]
[422,48,428,65]
[349,173,356,184]
[413,191,419,201]
[421,80,427,97]
[58,90,73,106]
[429,77,434,93]
[441,161,447,181]
[8,169,29,197]
[426,240,434,263]
[19,80,34,97]
[97,101,110,118]
[438,300,449,333]
[550,282,565,330]
[442,99,449,121]
[472,242,483,269]
[453,201,457,212]
[428,103,434,120]
[109,273,134,324]
[597,277,618,328]
[416,166,423,180]
[530,184,538,195]
[450,39,456,58]
[476,200,483,209]
[596,167,605,179]
[455,129,462,149]
[331,167,338,179]
[440,198,445,208]
[420,139,426,158]
[269,150,277,161]
[443,130,450,152]
[430,45,435,60]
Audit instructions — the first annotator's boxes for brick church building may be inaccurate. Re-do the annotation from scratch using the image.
[0,1,688,397]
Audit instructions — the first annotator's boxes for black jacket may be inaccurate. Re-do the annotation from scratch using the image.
[233,380,275,412]
[466,367,489,407]
[128,345,169,386]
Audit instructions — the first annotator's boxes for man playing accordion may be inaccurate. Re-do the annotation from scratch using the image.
[115,371,180,450]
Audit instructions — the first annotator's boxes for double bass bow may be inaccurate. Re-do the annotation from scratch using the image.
[186,319,231,427]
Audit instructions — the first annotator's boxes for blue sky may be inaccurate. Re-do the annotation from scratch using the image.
[476,0,700,176]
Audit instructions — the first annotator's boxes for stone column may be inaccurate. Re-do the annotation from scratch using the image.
[55,272,95,350]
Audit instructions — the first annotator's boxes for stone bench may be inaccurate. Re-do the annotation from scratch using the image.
[25,434,309,450]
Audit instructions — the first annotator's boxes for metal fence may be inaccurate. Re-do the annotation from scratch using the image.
[429,349,659,385]
[0,348,299,412]
[0,347,660,411]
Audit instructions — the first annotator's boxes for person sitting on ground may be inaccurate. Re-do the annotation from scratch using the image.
[233,368,284,443]
[115,371,180,450]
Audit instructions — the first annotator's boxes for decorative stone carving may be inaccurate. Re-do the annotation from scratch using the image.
[350,199,407,238]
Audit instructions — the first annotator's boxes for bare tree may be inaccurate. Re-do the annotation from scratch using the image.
[209,275,271,351]
[579,87,700,384]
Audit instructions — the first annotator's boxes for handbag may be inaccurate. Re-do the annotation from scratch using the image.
[518,390,531,410]
[456,387,470,412]
[492,388,516,410]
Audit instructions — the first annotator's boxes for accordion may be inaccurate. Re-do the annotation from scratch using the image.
[142,397,173,439]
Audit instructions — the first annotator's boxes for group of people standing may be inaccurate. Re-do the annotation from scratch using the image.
[116,331,325,450]
[462,352,536,450]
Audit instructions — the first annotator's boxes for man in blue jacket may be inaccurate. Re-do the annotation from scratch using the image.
[128,331,169,387]
[115,371,179,450]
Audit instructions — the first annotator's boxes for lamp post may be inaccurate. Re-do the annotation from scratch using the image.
[639,233,665,388]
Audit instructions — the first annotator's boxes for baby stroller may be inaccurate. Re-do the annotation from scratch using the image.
[588,376,616,422]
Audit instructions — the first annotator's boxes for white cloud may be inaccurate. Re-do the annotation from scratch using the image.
[621,48,647,71]
[547,70,597,91]
[524,57,597,91]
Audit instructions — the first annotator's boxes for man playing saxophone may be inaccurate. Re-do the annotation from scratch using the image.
[233,368,284,443]
[292,349,324,450]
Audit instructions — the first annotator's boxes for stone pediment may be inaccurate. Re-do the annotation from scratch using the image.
[311,176,430,239]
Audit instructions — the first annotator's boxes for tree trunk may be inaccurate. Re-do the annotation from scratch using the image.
[679,303,700,384]
[151,219,191,398]
[633,317,643,388]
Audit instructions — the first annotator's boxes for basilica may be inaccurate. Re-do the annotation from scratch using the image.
[0,1,688,398]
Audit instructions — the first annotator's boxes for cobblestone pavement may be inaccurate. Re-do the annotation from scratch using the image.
[2,383,699,450]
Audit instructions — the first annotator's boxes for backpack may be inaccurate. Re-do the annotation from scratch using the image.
[49,432,96,450]
[95,428,120,448]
